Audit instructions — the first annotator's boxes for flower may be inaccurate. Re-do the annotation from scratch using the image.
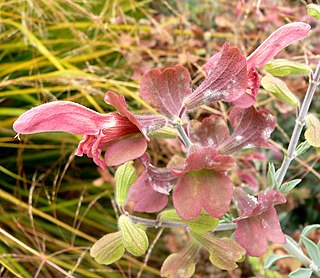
[233,188,286,257]
[234,22,310,107]
[13,91,166,169]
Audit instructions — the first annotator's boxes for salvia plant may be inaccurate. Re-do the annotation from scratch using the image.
[12,4,320,277]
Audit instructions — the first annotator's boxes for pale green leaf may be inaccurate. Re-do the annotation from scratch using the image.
[305,114,320,150]
[301,236,320,267]
[264,254,293,269]
[192,232,245,270]
[90,231,125,265]
[267,163,277,189]
[265,59,311,76]
[160,209,219,232]
[261,74,299,107]
[301,225,320,239]
[307,4,320,20]
[289,268,312,278]
[118,215,149,256]
[160,243,199,278]
[279,179,301,195]
[295,141,311,157]
[115,161,137,206]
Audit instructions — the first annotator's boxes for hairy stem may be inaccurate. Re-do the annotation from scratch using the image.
[276,61,320,185]
[283,235,320,277]
[177,124,192,150]
[128,214,236,231]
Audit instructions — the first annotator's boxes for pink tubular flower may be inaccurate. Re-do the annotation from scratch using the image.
[171,147,235,220]
[13,92,166,169]
[234,22,311,107]
[233,188,286,257]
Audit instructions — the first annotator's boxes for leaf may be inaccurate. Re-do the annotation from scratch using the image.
[189,115,230,149]
[295,141,311,157]
[278,179,301,195]
[301,236,320,267]
[115,161,137,206]
[261,74,299,107]
[218,106,276,154]
[160,243,199,278]
[128,171,169,213]
[185,42,247,109]
[90,231,125,265]
[264,254,293,269]
[305,114,320,150]
[307,4,320,20]
[192,231,246,270]
[118,215,149,256]
[140,65,192,118]
[265,59,311,76]
[288,268,312,278]
[267,163,277,189]
[160,209,219,232]
[301,224,320,239]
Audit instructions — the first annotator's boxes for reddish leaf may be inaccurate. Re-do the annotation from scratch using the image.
[140,65,192,118]
[189,116,229,148]
[128,171,168,213]
[218,106,276,154]
[172,147,234,220]
[185,43,247,109]
[234,188,286,257]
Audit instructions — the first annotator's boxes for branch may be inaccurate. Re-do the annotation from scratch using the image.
[276,61,320,186]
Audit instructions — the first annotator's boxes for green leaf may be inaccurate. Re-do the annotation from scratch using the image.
[307,4,320,20]
[192,231,246,270]
[160,209,219,232]
[160,243,199,278]
[118,215,149,256]
[90,231,125,265]
[301,236,320,267]
[278,179,301,195]
[261,74,299,107]
[295,141,311,157]
[301,225,320,239]
[267,163,277,189]
[305,114,320,150]
[115,161,137,206]
[265,59,311,77]
[264,254,293,269]
[148,126,178,138]
[289,268,312,278]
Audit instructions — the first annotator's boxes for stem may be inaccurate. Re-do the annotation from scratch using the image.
[283,235,320,277]
[276,62,320,186]
[177,124,192,150]
[128,214,236,231]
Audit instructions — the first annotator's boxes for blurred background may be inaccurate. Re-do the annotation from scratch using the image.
[0,0,319,277]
